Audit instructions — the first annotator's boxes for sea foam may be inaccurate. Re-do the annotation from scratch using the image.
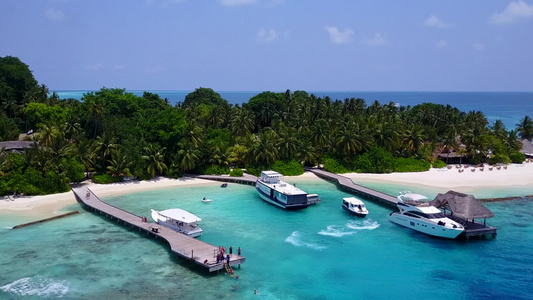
[285,231,326,250]
[319,219,380,237]
[0,275,69,298]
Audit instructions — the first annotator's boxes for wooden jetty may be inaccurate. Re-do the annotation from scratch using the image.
[12,211,79,229]
[308,169,398,207]
[193,174,258,186]
[71,187,245,273]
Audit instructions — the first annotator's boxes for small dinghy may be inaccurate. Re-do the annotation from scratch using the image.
[201,197,212,203]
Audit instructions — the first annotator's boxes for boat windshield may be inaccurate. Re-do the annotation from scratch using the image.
[426,212,445,219]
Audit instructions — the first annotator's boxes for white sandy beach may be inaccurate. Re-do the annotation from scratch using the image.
[0,177,217,219]
[2,163,533,220]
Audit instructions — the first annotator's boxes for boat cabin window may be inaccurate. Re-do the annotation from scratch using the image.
[425,212,445,219]
[404,212,421,218]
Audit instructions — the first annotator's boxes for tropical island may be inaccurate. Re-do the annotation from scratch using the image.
[0,55,532,198]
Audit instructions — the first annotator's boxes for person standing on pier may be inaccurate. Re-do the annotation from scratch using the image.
[229,246,233,255]
[226,254,230,264]
[238,247,241,256]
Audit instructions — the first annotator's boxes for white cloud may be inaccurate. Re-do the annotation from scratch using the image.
[472,42,485,51]
[363,33,387,46]
[491,0,533,24]
[221,0,256,6]
[424,14,452,28]
[257,29,278,43]
[86,63,103,71]
[435,39,448,48]
[325,26,354,44]
[45,8,64,21]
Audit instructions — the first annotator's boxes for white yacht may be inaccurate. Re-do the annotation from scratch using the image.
[255,171,319,210]
[150,208,203,238]
[342,197,369,217]
[388,192,464,239]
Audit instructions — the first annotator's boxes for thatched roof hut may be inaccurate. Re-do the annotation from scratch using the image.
[0,141,36,154]
[519,138,533,157]
[430,190,494,220]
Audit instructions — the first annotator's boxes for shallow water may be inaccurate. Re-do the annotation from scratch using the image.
[1,181,532,299]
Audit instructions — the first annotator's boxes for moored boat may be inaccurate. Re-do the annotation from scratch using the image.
[255,171,318,210]
[150,208,203,237]
[388,192,464,239]
[342,197,369,217]
[201,197,212,203]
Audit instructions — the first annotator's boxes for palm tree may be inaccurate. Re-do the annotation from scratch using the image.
[107,150,133,179]
[516,115,533,140]
[252,129,279,164]
[38,123,60,147]
[142,144,168,178]
[230,107,255,138]
[334,122,372,156]
[177,141,200,171]
[86,98,104,139]
[441,131,458,164]
[95,134,117,172]
[277,126,300,160]
[402,126,426,157]
[73,139,96,177]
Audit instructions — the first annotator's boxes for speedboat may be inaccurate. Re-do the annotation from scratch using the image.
[150,208,203,237]
[342,197,369,217]
[388,192,464,239]
[255,171,319,210]
[201,197,212,203]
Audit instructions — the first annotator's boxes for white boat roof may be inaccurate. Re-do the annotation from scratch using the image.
[416,205,442,214]
[157,208,202,223]
[400,193,428,201]
[343,197,365,205]
[261,170,282,177]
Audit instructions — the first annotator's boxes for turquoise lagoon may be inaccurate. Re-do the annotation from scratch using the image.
[1,179,532,299]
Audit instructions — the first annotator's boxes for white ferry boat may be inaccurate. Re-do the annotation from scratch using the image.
[388,192,464,239]
[342,197,369,217]
[150,208,203,238]
[255,171,319,210]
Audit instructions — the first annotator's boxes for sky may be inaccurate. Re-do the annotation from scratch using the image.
[1,0,533,92]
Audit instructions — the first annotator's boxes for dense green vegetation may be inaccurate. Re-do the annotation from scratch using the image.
[0,56,530,195]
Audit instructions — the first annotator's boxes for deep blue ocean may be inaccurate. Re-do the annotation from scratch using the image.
[55,90,533,131]
[1,179,532,299]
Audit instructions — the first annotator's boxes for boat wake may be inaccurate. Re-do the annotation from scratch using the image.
[285,231,326,250]
[0,275,69,298]
[318,220,380,237]
[346,219,380,231]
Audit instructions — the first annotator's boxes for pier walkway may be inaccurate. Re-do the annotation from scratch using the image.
[308,169,398,207]
[192,174,258,186]
[72,187,245,273]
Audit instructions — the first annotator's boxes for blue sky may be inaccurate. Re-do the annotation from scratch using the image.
[1,0,532,92]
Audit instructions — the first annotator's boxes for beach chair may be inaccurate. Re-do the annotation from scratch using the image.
[488,167,493,171]
[471,168,476,172]
[497,166,501,170]
[480,168,484,172]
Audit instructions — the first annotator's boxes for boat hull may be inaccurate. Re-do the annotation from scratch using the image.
[342,204,368,218]
[255,184,309,210]
[388,212,463,239]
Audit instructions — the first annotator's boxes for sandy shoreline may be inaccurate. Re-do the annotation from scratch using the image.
[2,163,533,220]
[0,177,218,219]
